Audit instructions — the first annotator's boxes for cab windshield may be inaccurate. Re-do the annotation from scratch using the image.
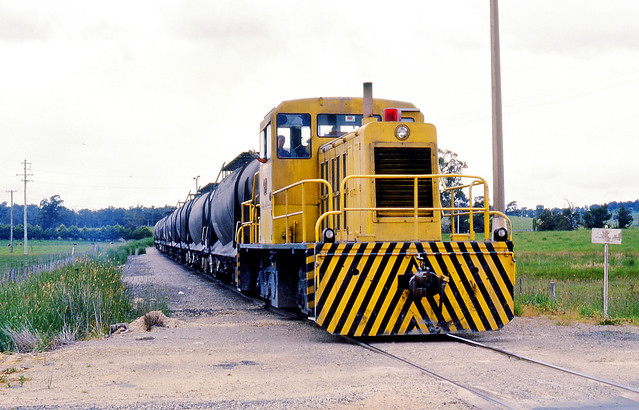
[317,114,364,138]
[277,113,311,159]
[317,114,382,137]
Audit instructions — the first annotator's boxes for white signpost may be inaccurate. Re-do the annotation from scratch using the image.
[591,228,622,318]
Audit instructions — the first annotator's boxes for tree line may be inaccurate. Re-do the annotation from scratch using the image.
[505,202,633,231]
[438,150,635,233]
[0,195,175,241]
[0,224,153,242]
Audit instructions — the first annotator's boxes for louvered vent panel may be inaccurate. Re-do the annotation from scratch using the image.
[374,148,433,213]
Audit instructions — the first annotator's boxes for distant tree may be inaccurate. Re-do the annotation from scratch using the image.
[56,224,69,239]
[44,227,56,240]
[77,209,98,228]
[14,224,23,239]
[67,225,81,240]
[0,224,9,240]
[535,204,580,231]
[0,202,9,225]
[438,149,468,207]
[471,196,486,233]
[438,149,471,233]
[615,205,633,229]
[505,201,519,216]
[130,226,153,240]
[39,195,65,230]
[536,208,559,231]
[562,201,580,231]
[582,204,612,229]
[29,224,44,240]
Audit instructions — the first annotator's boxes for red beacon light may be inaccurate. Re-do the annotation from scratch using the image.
[383,107,401,122]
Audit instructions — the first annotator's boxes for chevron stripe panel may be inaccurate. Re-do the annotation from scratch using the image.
[313,241,515,336]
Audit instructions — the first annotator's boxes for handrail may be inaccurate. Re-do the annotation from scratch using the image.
[489,210,513,241]
[446,178,488,240]
[237,202,260,244]
[340,174,490,240]
[238,173,512,244]
[312,174,510,242]
[237,171,260,245]
[272,179,333,243]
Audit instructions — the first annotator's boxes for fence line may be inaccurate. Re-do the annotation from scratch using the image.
[1,245,98,285]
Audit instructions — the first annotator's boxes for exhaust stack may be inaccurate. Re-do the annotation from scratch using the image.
[363,82,373,118]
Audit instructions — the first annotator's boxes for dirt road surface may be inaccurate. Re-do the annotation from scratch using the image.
[2,248,639,409]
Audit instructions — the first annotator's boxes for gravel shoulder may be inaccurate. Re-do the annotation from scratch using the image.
[2,248,639,409]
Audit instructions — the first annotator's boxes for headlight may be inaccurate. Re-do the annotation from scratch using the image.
[395,124,410,140]
[322,228,336,243]
[493,227,508,242]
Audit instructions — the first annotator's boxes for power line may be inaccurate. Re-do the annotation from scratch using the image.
[438,67,639,127]
[34,179,184,190]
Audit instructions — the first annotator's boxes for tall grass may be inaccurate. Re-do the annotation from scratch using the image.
[0,238,159,352]
[102,237,153,265]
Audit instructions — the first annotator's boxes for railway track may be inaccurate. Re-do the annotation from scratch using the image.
[344,334,639,409]
[199,268,639,408]
[447,334,639,395]
[343,335,513,409]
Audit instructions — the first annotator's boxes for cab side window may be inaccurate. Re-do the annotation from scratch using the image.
[260,123,271,160]
[277,113,311,159]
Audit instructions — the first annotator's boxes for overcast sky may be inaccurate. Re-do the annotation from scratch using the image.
[1,1,638,211]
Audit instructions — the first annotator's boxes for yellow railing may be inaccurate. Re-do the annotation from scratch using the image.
[236,173,512,244]
[237,172,261,244]
[445,179,488,241]
[489,210,513,239]
[314,174,512,242]
[272,179,333,243]
[237,202,260,244]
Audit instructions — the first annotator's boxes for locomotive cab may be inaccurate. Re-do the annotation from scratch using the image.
[256,97,424,245]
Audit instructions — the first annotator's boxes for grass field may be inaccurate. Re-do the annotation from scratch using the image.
[513,228,639,323]
[0,240,99,267]
[509,216,534,231]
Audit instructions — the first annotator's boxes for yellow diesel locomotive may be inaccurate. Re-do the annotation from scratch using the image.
[155,83,515,336]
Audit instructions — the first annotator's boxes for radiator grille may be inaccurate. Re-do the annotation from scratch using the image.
[374,147,433,215]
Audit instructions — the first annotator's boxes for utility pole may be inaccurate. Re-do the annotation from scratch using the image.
[17,160,33,255]
[490,0,506,230]
[6,190,16,253]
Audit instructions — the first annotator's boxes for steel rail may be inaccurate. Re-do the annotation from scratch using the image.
[447,334,639,395]
[211,282,512,409]
[196,266,511,407]
[342,336,513,410]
